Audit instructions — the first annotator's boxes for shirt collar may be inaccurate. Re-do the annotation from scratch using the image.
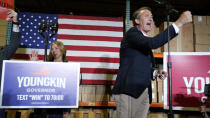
[142,31,148,37]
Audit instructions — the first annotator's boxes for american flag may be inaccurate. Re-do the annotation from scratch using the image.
[14,12,123,84]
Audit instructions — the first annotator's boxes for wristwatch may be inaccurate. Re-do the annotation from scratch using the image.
[12,21,19,25]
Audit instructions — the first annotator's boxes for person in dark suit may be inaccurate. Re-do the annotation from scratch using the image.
[112,7,192,118]
[0,9,20,118]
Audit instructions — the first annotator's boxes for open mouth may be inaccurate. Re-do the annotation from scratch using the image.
[146,22,151,26]
[52,53,57,56]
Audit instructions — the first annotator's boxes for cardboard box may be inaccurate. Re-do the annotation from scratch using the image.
[195,34,210,45]
[0,28,7,36]
[0,19,8,26]
[151,80,157,103]
[79,85,82,102]
[195,44,210,52]
[207,16,210,25]
[149,112,167,118]
[193,16,207,25]
[194,24,210,34]
[94,110,109,118]
[0,36,6,46]
[160,22,194,52]
[95,85,110,102]
[81,85,96,102]
[157,78,163,103]
[0,20,8,46]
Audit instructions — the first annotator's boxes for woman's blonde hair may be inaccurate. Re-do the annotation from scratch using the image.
[48,41,68,62]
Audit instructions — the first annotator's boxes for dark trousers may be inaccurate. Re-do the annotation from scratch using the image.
[30,108,70,118]
[0,109,5,118]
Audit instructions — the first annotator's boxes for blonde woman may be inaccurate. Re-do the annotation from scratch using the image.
[30,41,70,118]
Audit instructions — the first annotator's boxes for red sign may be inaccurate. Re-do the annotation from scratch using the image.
[0,0,14,20]
[0,0,14,9]
[163,52,210,111]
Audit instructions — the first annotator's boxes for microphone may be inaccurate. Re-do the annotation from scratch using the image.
[50,22,58,38]
[153,0,179,14]
[153,0,165,5]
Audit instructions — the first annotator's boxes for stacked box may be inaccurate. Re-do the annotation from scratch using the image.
[94,110,109,118]
[207,16,210,25]
[193,16,206,25]
[69,109,109,118]
[0,19,8,46]
[194,15,210,52]
[157,78,163,103]
[149,112,167,118]
[159,22,194,52]
[151,80,157,103]
[95,85,111,102]
[81,85,96,102]
[79,85,82,102]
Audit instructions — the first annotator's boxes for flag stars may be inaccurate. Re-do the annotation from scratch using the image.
[19,13,59,49]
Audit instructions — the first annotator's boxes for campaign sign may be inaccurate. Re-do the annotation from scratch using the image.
[0,0,14,20]
[163,52,210,111]
[0,7,10,20]
[0,60,80,108]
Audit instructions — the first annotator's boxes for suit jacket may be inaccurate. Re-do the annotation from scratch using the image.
[112,25,177,103]
[0,31,20,80]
